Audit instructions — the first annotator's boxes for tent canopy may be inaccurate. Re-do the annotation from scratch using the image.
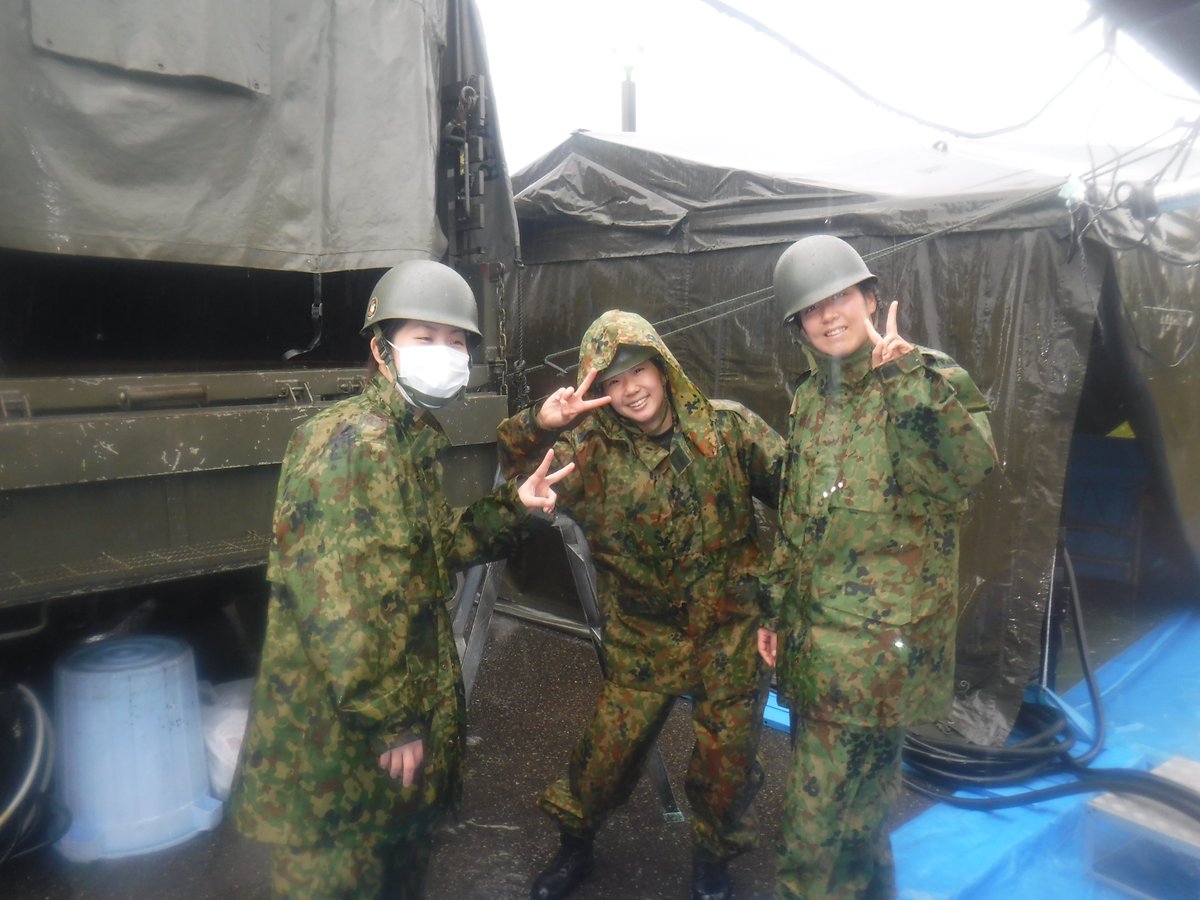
[512,131,1078,263]
[507,131,1200,743]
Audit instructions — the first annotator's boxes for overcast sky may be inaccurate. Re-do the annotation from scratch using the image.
[473,0,1200,179]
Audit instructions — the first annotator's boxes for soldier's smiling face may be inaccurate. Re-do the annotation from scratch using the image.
[798,284,877,358]
[601,361,673,436]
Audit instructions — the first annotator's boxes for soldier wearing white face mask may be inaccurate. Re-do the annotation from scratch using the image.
[362,260,479,409]
[231,260,574,899]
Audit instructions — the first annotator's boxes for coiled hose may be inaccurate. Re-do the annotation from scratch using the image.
[901,542,1200,822]
[0,683,68,867]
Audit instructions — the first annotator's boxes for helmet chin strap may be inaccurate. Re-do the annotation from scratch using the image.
[400,382,463,410]
[372,325,407,396]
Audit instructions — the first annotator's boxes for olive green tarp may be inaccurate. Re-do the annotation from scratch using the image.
[0,0,513,274]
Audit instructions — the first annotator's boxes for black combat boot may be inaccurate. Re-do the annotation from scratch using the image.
[692,854,733,900]
[530,829,595,900]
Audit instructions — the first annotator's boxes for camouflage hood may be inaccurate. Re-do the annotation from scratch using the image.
[577,310,720,459]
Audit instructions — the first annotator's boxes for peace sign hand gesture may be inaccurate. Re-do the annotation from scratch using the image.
[536,367,613,431]
[865,300,915,369]
[517,449,575,517]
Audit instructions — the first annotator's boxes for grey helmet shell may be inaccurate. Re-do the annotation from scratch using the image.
[361,260,481,345]
[773,235,876,325]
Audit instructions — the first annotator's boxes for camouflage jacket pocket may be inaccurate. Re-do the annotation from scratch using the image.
[809,508,926,626]
[598,552,679,617]
[613,586,680,618]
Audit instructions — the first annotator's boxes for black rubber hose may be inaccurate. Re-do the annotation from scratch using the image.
[0,683,68,868]
[907,767,1200,819]
[899,541,1200,823]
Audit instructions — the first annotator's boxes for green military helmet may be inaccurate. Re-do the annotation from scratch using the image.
[597,343,658,383]
[773,235,876,325]
[361,260,482,346]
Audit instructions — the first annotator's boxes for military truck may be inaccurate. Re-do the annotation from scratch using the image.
[0,0,522,635]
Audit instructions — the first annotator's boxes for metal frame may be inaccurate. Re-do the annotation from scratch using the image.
[447,510,684,822]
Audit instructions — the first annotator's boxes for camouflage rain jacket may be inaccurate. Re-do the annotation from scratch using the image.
[497,310,784,700]
[767,342,997,728]
[230,373,533,848]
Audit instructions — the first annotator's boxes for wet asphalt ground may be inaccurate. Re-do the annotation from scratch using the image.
[0,592,931,900]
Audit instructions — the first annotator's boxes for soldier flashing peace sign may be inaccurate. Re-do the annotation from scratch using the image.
[761,236,998,900]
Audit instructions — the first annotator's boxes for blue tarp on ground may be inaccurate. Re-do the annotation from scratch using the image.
[894,609,1200,899]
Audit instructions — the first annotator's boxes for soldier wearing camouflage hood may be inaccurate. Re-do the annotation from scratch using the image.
[759,236,998,899]
[497,310,785,900]
[229,261,571,899]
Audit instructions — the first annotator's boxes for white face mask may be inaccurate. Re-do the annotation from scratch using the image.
[388,342,471,407]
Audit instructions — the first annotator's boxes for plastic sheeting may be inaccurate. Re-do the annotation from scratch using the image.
[1101,209,1200,575]
[0,0,452,272]
[894,608,1200,898]
[1091,0,1200,92]
[506,132,1199,743]
[512,134,1073,263]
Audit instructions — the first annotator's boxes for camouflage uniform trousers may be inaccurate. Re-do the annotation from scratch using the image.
[269,834,431,899]
[540,679,768,861]
[775,718,905,900]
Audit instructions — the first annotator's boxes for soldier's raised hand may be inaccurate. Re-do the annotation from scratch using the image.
[536,367,613,431]
[865,300,914,369]
[518,448,574,517]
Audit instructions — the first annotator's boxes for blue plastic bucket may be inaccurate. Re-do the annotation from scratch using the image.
[53,635,222,862]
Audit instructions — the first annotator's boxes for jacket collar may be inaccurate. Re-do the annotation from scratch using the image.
[802,341,875,394]
[366,371,431,434]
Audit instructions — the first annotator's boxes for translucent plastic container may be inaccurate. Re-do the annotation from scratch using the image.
[54,635,223,861]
